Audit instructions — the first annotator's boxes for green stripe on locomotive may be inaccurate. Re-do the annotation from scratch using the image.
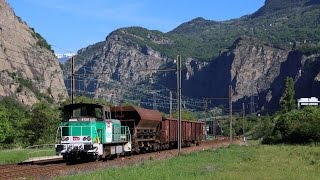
[60,121,105,143]
[60,119,123,144]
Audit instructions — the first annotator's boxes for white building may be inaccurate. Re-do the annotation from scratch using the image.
[297,97,320,109]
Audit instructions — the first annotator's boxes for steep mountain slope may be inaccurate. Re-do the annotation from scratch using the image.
[176,37,320,110]
[0,0,67,105]
[67,0,320,112]
[65,30,172,103]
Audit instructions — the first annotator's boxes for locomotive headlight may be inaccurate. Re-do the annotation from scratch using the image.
[87,136,91,141]
[83,136,87,141]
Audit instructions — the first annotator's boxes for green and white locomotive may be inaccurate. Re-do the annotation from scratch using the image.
[55,103,132,161]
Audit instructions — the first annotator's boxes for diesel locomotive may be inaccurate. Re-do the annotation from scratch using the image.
[55,103,204,161]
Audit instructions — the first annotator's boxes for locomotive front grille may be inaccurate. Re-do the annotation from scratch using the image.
[84,144,93,150]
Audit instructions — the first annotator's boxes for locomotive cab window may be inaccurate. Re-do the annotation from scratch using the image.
[62,103,104,121]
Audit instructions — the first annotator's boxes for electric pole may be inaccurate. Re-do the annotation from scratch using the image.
[242,102,246,143]
[169,91,173,118]
[203,98,209,140]
[177,55,182,154]
[250,96,255,114]
[71,56,75,104]
[213,107,217,138]
[229,85,233,144]
[153,92,157,110]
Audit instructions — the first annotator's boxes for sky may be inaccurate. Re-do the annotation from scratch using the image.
[7,0,265,54]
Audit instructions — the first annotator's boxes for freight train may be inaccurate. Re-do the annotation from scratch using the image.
[55,103,204,161]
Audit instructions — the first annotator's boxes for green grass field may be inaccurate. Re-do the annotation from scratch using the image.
[57,144,320,180]
[0,148,55,164]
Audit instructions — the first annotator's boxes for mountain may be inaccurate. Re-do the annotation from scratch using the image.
[66,0,320,112]
[0,0,67,105]
[56,53,75,63]
[180,37,320,110]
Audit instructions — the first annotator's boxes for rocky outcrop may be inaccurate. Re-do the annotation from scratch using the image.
[295,53,320,99]
[68,30,171,103]
[0,0,67,105]
[314,72,320,98]
[180,37,320,111]
[178,37,289,108]
[229,37,289,102]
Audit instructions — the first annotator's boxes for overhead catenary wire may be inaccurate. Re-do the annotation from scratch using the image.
[65,73,220,109]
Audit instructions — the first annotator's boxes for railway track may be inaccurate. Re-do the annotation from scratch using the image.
[0,164,65,179]
[0,138,239,179]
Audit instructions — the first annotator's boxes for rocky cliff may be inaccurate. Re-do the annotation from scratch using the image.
[66,29,172,103]
[65,0,320,112]
[0,0,67,105]
[180,37,320,111]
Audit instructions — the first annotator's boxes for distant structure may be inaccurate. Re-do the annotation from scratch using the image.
[297,97,320,109]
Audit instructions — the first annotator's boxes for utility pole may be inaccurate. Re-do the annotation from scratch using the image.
[213,107,217,138]
[229,85,233,144]
[242,102,246,143]
[177,55,182,154]
[250,96,255,114]
[203,98,209,140]
[153,92,157,110]
[169,91,173,118]
[71,56,75,104]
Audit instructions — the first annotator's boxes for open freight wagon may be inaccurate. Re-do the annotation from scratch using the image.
[161,118,204,148]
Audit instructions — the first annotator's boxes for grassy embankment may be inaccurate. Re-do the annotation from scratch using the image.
[57,143,320,180]
[0,148,55,164]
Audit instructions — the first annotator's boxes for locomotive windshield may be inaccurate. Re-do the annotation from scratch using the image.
[62,103,104,121]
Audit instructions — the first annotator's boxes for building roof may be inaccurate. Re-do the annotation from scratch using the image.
[298,97,320,103]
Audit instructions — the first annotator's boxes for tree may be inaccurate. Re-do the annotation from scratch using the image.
[24,102,60,145]
[61,96,112,107]
[0,97,28,145]
[280,77,296,112]
[0,106,13,143]
[172,109,197,121]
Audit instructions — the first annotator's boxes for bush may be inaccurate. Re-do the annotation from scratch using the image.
[30,28,54,53]
[262,106,320,144]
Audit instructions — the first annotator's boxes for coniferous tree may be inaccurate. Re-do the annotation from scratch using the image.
[280,77,296,112]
